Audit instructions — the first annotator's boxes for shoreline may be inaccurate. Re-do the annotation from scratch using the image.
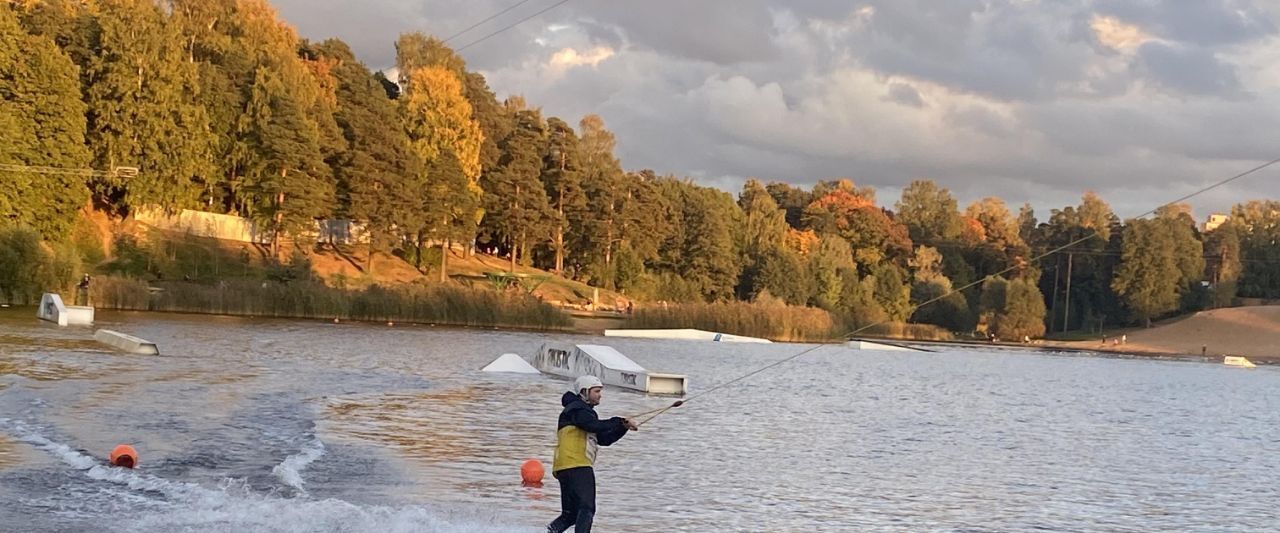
[2,304,578,336]
[885,336,1279,365]
[8,304,1275,366]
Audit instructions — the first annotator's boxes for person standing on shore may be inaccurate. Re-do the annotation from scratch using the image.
[547,376,637,533]
[75,274,91,306]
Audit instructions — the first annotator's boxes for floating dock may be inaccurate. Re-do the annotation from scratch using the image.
[604,328,771,344]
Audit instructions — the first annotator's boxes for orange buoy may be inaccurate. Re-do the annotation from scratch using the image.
[109,444,137,469]
[520,459,544,486]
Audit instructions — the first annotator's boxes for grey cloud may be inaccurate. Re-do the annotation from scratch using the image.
[272,0,582,70]
[266,0,1280,218]
[944,105,1014,139]
[1135,41,1241,96]
[853,1,1120,101]
[270,0,429,68]
[1026,97,1280,162]
[885,82,925,107]
[1096,0,1276,47]
[571,0,780,64]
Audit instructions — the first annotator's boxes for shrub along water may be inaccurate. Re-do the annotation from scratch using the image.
[89,276,572,330]
[622,298,955,343]
[623,299,841,342]
[0,226,82,305]
[852,322,953,341]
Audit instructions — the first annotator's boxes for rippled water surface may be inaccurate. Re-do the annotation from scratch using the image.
[1,307,1278,532]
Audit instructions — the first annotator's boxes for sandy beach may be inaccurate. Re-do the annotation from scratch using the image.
[1047,306,1280,362]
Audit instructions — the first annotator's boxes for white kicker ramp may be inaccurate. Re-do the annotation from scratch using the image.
[37,293,94,326]
[481,353,541,374]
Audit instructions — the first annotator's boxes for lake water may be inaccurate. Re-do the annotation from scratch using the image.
[1,307,1278,532]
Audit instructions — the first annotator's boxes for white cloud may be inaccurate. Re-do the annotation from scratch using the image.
[548,46,615,70]
[1091,14,1156,51]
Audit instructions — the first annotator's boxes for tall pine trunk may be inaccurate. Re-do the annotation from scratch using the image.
[272,176,286,262]
[439,238,449,282]
[414,230,425,272]
[438,214,450,283]
[605,218,614,266]
[555,180,565,275]
[509,236,516,273]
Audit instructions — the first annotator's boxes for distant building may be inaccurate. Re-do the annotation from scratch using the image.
[1203,213,1229,232]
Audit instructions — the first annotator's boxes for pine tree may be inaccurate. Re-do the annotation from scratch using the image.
[465,72,508,173]
[738,179,787,257]
[13,0,97,88]
[869,261,911,321]
[573,114,625,286]
[735,179,789,299]
[996,278,1047,339]
[617,170,671,268]
[313,39,422,273]
[541,117,585,275]
[895,179,964,244]
[1156,205,1205,304]
[481,106,552,271]
[1113,218,1180,326]
[910,276,973,332]
[401,65,485,278]
[423,149,480,281]
[655,179,741,301]
[85,0,215,212]
[402,66,483,180]
[1232,201,1280,298]
[0,5,90,237]
[168,0,338,220]
[395,32,465,85]
[765,181,812,229]
[754,246,808,305]
[242,64,333,251]
[838,268,887,327]
[807,235,854,309]
[1203,221,1241,307]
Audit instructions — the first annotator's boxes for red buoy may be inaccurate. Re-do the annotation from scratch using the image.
[520,459,544,486]
[109,444,137,469]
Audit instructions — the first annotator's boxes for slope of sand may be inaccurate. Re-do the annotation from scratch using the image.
[1057,306,1280,361]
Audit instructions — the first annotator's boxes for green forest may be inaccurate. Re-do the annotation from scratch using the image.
[3,0,1280,338]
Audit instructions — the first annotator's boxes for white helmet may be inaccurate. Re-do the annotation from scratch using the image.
[574,375,603,394]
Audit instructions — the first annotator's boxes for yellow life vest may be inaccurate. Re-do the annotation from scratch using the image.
[553,424,599,472]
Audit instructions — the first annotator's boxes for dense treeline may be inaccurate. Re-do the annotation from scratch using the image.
[3,1,1279,336]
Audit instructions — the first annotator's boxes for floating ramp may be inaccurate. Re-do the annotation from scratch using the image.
[481,353,541,374]
[533,342,687,395]
[94,329,159,355]
[36,293,94,326]
[847,339,928,352]
[1223,356,1257,368]
[604,328,771,344]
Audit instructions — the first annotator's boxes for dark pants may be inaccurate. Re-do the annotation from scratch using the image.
[547,466,596,533]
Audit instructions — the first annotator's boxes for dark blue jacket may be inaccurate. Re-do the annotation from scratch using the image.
[558,391,629,446]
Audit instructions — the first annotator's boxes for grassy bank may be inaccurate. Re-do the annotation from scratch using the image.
[89,276,572,330]
[623,300,842,342]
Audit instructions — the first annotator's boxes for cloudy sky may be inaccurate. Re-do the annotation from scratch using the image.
[272,0,1280,220]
